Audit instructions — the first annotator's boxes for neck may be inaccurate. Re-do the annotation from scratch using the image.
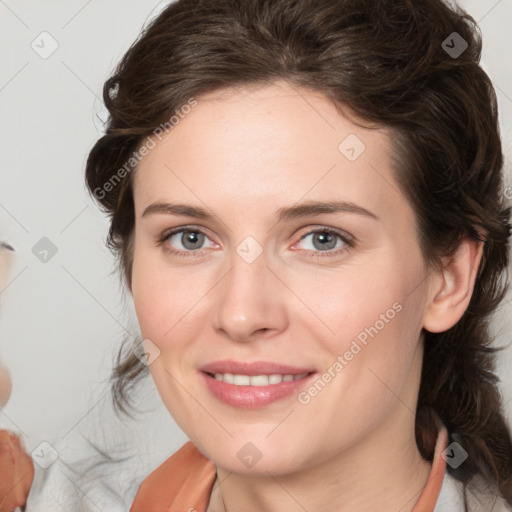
[208,410,432,512]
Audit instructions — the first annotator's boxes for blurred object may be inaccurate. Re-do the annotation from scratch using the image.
[0,242,35,512]
[0,242,14,408]
[0,362,11,410]
[0,241,14,292]
[0,430,34,512]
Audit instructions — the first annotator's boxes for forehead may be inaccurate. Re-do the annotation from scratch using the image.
[133,80,411,226]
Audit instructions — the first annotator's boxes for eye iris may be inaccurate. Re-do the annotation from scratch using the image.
[182,230,204,250]
[313,232,337,251]
[173,230,340,252]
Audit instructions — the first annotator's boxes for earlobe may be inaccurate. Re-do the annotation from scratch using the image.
[422,236,484,333]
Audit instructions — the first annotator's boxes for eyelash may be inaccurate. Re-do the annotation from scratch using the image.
[157,225,355,260]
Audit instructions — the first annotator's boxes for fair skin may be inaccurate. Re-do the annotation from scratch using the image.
[130,79,483,512]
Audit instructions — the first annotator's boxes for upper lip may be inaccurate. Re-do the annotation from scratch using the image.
[199,360,316,376]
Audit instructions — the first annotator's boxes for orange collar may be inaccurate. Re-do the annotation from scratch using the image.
[131,427,448,512]
[411,426,449,512]
[130,441,216,512]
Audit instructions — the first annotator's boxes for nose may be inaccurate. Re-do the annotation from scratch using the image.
[212,244,288,343]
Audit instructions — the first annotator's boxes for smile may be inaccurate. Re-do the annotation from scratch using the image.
[210,372,310,385]
[199,361,316,409]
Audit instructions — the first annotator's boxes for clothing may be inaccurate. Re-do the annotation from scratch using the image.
[21,395,511,512]
[130,425,511,512]
[23,379,189,512]
[131,441,216,512]
[22,431,512,511]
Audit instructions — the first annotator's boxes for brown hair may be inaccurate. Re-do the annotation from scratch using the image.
[85,0,512,507]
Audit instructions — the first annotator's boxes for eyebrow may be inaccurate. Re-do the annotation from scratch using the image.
[142,200,379,223]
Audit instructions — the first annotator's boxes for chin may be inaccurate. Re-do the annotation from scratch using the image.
[194,433,312,476]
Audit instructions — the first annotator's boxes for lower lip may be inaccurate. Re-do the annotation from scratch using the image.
[201,372,315,409]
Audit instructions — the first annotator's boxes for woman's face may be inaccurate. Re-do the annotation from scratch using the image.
[131,79,435,474]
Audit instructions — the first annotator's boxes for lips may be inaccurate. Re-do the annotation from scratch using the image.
[199,360,316,409]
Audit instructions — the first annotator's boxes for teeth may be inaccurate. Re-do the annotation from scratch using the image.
[269,374,283,385]
[233,375,250,385]
[212,372,309,386]
[250,375,270,386]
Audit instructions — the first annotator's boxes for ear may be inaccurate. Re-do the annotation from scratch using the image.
[422,236,485,333]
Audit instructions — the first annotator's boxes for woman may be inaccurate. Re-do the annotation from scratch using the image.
[85,0,512,510]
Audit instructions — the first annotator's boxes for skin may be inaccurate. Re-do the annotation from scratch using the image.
[130,79,483,512]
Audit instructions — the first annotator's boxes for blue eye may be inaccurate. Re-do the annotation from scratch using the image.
[158,226,354,259]
[298,229,347,251]
[160,228,215,257]
[295,227,353,260]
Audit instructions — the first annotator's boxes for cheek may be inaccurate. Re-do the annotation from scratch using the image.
[131,249,211,349]
[300,256,422,341]
[131,241,175,338]
[130,253,202,423]
[298,250,427,392]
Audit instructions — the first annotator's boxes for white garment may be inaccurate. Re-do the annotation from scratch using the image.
[24,377,186,512]
[434,469,512,512]
[26,436,512,511]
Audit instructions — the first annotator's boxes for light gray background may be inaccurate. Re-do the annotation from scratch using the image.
[0,0,511,460]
